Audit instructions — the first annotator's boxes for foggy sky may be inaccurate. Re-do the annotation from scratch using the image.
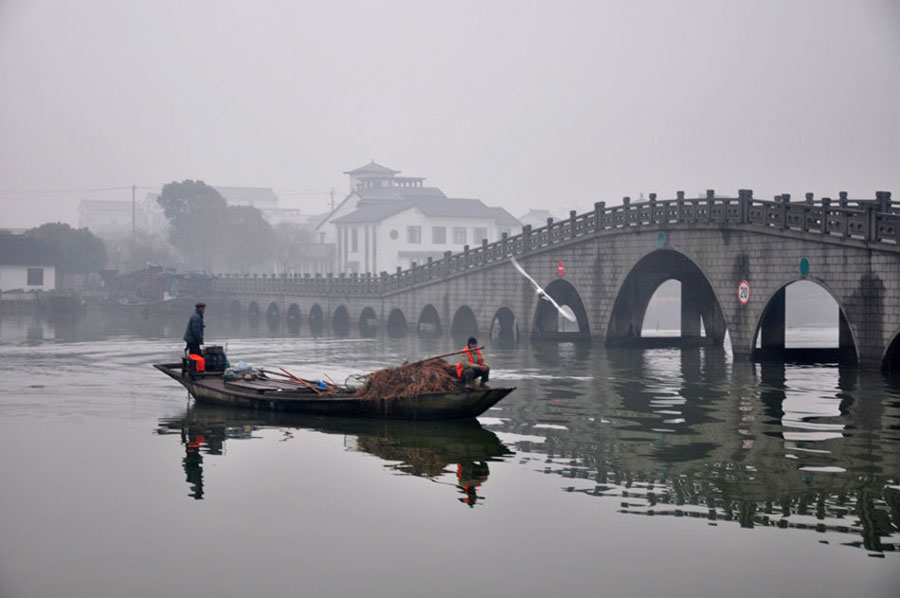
[1,0,899,228]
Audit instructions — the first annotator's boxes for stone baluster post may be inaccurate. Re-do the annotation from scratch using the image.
[801,193,814,232]
[705,189,715,223]
[738,189,752,224]
[780,194,791,229]
[863,202,875,241]
[821,197,831,234]
[676,191,685,223]
[569,210,577,238]
[522,224,532,253]
[594,201,605,232]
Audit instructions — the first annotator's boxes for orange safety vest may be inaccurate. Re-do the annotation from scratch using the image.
[188,353,206,372]
[456,348,482,378]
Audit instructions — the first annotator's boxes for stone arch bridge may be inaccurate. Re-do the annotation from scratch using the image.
[212,190,900,371]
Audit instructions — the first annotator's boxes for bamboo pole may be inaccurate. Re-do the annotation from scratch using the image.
[279,367,322,394]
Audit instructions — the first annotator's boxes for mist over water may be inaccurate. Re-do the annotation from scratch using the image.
[1,309,898,597]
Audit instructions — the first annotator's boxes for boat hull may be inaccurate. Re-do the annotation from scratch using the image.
[153,363,513,420]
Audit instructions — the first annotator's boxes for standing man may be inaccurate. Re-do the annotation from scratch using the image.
[457,337,489,389]
[183,302,206,356]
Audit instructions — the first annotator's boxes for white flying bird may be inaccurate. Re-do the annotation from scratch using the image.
[510,256,577,322]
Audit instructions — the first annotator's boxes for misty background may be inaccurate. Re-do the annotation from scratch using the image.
[1,0,899,228]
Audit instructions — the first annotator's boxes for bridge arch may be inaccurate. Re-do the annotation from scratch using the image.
[387,308,408,338]
[883,329,900,373]
[451,305,478,343]
[332,305,350,337]
[266,302,280,330]
[286,303,301,334]
[752,279,858,364]
[417,304,442,337]
[248,301,260,319]
[490,307,517,341]
[308,303,324,336]
[532,279,590,339]
[358,307,378,337]
[606,249,727,347]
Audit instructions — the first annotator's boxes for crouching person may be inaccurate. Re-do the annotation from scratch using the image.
[457,337,489,389]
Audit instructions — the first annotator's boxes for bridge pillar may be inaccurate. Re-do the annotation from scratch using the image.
[839,310,855,357]
[759,287,786,353]
[701,299,727,346]
[681,286,702,340]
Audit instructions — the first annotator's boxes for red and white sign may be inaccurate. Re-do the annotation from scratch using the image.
[738,280,751,305]
[557,261,565,276]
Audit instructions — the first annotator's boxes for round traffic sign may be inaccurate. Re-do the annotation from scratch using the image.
[557,261,565,276]
[738,280,751,305]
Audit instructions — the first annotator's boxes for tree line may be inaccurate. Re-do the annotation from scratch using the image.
[4,180,322,277]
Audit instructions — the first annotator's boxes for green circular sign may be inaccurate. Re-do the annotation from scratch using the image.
[657,232,666,248]
[800,257,810,276]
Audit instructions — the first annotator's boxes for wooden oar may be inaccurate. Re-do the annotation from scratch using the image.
[279,367,322,394]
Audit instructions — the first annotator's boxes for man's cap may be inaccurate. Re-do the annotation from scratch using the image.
[195,302,206,308]
[467,336,477,345]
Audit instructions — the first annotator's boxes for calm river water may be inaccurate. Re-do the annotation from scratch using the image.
[1,310,898,597]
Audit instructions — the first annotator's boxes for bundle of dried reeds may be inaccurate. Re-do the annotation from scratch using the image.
[354,359,459,400]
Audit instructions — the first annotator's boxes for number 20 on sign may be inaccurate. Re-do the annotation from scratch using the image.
[738,280,751,305]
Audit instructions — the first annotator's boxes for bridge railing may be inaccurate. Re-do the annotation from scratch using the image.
[213,190,897,298]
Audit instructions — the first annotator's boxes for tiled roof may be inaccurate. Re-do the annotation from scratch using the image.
[332,197,522,226]
[0,236,58,265]
[343,161,400,176]
[356,186,446,201]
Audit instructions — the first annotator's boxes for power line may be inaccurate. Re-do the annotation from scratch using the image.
[0,185,159,196]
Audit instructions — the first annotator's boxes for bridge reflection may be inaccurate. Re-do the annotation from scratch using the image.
[156,406,513,506]
[484,342,900,554]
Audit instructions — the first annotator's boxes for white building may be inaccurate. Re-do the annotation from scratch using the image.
[322,162,520,274]
[317,162,521,275]
[0,236,57,292]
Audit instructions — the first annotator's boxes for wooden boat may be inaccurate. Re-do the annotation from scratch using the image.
[153,362,514,420]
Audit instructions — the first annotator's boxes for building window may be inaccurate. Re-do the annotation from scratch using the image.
[351,227,359,252]
[431,226,446,244]
[27,268,44,286]
[407,226,422,244]
[389,229,399,240]
[474,227,488,243]
[453,227,466,244]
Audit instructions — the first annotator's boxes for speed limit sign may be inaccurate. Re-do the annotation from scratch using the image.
[738,280,751,305]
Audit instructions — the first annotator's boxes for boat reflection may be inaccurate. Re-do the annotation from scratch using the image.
[156,404,513,505]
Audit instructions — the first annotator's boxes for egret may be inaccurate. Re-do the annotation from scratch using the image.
[510,257,577,322]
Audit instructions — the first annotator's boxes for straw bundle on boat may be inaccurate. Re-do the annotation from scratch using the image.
[354,359,459,400]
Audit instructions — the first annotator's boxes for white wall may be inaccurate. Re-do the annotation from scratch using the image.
[340,208,514,274]
[0,264,56,291]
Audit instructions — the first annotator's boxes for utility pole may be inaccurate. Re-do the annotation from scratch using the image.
[330,187,335,212]
[131,184,137,239]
